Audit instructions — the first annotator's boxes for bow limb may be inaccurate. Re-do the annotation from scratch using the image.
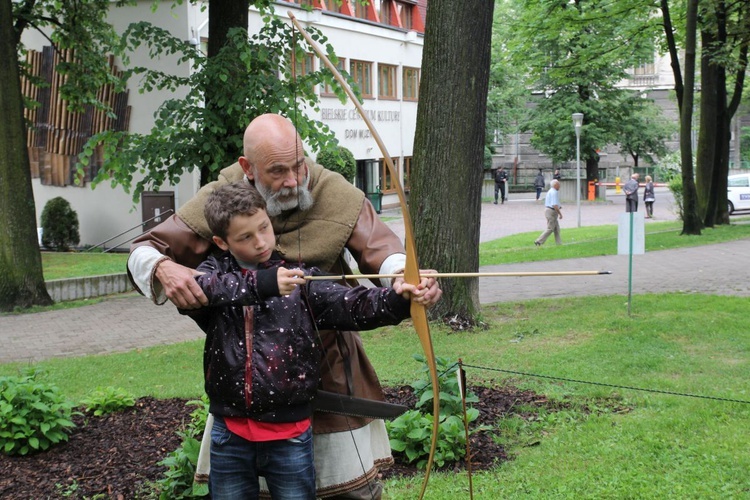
[287,12,439,499]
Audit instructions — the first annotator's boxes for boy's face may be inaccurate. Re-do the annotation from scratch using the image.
[212,210,275,265]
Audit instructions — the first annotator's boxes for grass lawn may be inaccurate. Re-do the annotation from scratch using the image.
[42,251,129,280]
[480,218,750,266]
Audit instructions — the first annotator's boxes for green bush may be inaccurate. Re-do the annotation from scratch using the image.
[316,145,356,181]
[0,370,77,456]
[81,386,136,416]
[155,396,210,498]
[41,197,80,251]
[385,356,487,470]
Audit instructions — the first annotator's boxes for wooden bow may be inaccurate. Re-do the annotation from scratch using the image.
[288,12,440,499]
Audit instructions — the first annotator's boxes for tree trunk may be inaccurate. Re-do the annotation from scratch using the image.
[677,0,702,235]
[201,0,251,185]
[412,0,494,323]
[0,0,52,311]
[696,28,719,225]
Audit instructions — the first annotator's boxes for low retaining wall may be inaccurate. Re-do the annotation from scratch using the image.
[45,273,133,302]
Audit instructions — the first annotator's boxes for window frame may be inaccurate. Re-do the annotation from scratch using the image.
[379,156,399,193]
[378,63,398,100]
[402,66,419,101]
[321,57,346,97]
[350,59,373,98]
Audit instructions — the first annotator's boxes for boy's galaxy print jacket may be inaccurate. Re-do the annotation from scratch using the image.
[181,251,411,423]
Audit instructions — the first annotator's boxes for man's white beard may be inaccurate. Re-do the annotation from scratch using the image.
[255,174,314,217]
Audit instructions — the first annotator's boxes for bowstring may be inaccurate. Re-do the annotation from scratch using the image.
[290,22,376,500]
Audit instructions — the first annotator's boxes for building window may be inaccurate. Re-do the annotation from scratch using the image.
[401,2,413,29]
[633,62,656,75]
[403,67,419,101]
[380,157,399,193]
[381,0,392,25]
[378,64,398,99]
[292,52,315,79]
[355,0,369,19]
[292,0,313,6]
[351,60,373,98]
[322,58,346,96]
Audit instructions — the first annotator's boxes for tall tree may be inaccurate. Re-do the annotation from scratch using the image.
[1,0,128,311]
[0,0,51,310]
[618,93,676,168]
[412,0,494,323]
[660,0,703,235]
[695,0,749,227]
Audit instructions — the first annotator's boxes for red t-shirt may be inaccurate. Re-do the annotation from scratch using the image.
[224,417,311,442]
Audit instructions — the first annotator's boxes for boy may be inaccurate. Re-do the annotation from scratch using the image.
[181,181,417,500]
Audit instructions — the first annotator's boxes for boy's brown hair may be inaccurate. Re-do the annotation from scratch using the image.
[204,181,267,240]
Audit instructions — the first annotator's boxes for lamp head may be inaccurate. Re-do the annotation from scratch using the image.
[572,112,584,130]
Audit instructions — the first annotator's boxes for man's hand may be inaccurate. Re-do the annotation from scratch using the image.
[393,269,442,308]
[277,267,306,296]
[155,259,208,309]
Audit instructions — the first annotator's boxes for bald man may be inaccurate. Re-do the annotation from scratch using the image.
[128,114,441,499]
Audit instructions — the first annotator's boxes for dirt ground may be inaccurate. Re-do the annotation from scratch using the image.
[0,386,557,498]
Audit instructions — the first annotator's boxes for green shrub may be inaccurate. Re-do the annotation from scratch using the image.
[316,145,356,181]
[411,354,479,417]
[41,197,80,251]
[385,356,487,470]
[81,386,136,416]
[155,396,210,498]
[669,175,684,220]
[0,370,77,455]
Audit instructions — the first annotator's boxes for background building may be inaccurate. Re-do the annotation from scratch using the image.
[23,0,427,250]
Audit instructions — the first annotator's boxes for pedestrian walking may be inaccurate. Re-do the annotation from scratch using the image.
[534,179,562,246]
[494,166,508,204]
[533,169,545,201]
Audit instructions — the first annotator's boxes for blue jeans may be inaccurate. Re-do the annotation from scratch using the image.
[209,416,315,500]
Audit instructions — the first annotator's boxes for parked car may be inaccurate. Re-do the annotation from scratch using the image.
[728,173,750,214]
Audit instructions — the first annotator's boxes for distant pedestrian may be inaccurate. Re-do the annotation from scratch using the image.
[533,169,545,201]
[534,179,562,246]
[643,175,655,218]
[623,173,640,213]
[553,169,561,181]
[494,166,508,204]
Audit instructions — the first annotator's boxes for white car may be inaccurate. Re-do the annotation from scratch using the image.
[728,173,750,214]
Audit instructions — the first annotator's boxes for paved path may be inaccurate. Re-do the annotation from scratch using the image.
[2,191,748,364]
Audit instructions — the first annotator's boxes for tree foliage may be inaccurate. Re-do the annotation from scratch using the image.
[486,1,528,152]
[81,12,347,202]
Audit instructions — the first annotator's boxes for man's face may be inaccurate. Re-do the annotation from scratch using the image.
[239,138,313,216]
[212,210,275,265]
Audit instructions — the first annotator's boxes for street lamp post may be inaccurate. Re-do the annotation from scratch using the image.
[572,113,584,228]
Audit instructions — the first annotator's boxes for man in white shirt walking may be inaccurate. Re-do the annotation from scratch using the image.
[534,179,563,246]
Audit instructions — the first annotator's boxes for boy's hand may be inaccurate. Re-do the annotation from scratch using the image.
[277,267,306,296]
[393,269,442,308]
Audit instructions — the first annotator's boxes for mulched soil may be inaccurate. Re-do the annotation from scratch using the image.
[0,386,561,498]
